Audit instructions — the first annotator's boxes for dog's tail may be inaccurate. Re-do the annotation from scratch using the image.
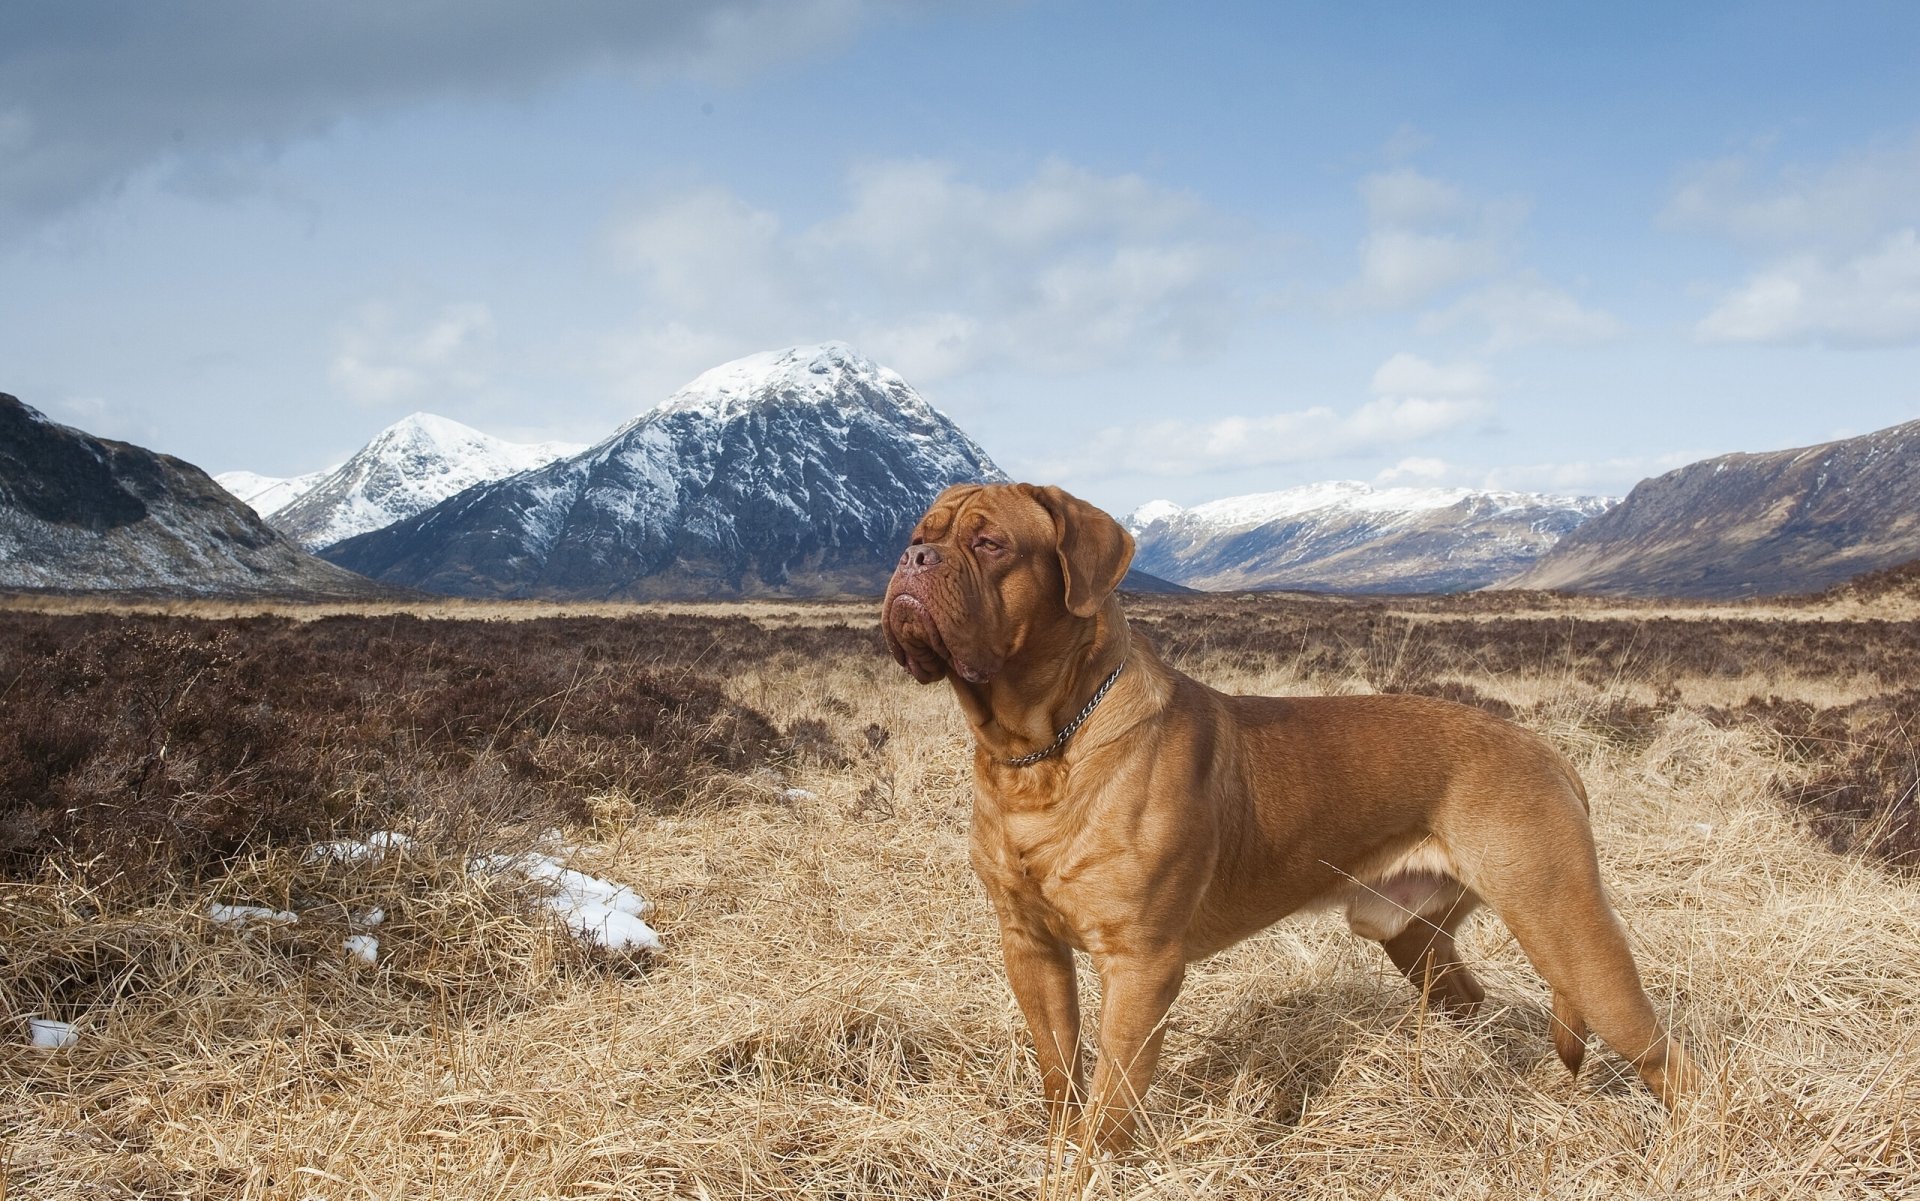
[1551,990,1589,1077]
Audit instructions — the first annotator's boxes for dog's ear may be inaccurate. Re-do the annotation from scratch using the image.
[1019,483,1134,618]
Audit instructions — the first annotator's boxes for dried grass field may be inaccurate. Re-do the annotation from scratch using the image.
[3,587,1919,1199]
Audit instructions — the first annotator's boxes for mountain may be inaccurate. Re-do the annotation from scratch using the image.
[1127,482,1612,593]
[1501,419,1920,598]
[0,394,386,596]
[322,344,1007,599]
[214,468,330,518]
[234,413,583,549]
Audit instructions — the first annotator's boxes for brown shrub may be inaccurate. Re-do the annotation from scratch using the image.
[0,612,797,891]
[1711,689,1920,869]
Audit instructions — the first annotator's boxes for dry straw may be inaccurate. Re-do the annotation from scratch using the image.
[2,592,1917,1198]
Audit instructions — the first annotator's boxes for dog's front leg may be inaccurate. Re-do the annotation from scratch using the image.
[997,920,1084,1126]
[1084,947,1185,1153]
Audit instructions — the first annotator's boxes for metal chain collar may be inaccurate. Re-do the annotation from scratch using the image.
[1003,660,1127,767]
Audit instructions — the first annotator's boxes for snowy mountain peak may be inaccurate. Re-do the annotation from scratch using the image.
[325,346,1006,599]
[251,413,585,549]
[651,343,930,423]
[1128,480,1615,593]
[1130,481,1613,535]
[1127,499,1185,529]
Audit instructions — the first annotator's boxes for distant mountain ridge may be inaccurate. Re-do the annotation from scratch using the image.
[0,394,385,596]
[323,344,1008,599]
[220,413,583,549]
[1127,481,1612,593]
[1502,418,1920,597]
[215,468,331,518]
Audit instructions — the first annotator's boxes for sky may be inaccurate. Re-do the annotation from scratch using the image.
[4,1,1919,516]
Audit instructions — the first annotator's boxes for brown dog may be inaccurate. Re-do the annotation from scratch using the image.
[881,481,1699,1152]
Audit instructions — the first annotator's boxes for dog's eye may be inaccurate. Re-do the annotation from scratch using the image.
[973,536,1003,555]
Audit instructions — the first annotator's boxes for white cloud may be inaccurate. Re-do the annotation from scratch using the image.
[1370,352,1490,397]
[1337,167,1513,310]
[1361,167,1473,227]
[1376,456,1451,483]
[330,301,494,405]
[1419,277,1623,350]
[1333,166,1617,348]
[1480,451,1700,496]
[1664,135,1920,252]
[1671,133,1920,347]
[1696,227,1920,346]
[612,186,800,319]
[1038,352,1493,480]
[1352,228,1499,309]
[602,157,1249,395]
[1044,396,1491,480]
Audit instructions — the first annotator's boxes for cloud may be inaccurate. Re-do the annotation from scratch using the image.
[1375,456,1451,483]
[1671,133,1920,347]
[1695,229,1920,346]
[1336,168,1519,310]
[0,1,901,234]
[602,157,1251,392]
[1418,277,1623,350]
[1369,352,1490,397]
[1479,451,1701,496]
[1332,165,1619,349]
[330,301,495,405]
[1664,135,1920,252]
[1361,167,1473,227]
[1038,352,1493,480]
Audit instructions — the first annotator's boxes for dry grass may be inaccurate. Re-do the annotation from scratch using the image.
[4,594,1919,1198]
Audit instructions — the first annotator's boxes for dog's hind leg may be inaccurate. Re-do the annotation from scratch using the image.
[1457,804,1700,1110]
[1378,883,1487,1017]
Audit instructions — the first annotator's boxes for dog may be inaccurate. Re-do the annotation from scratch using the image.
[881,481,1699,1152]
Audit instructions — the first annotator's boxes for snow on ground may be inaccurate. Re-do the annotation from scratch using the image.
[207,904,298,927]
[307,830,663,954]
[471,848,664,953]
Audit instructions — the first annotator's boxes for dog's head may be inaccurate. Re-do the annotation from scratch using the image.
[882,482,1134,685]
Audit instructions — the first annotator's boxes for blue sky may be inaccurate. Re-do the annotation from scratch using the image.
[4,1,1919,515]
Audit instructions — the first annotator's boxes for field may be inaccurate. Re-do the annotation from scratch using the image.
[3,586,1918,1199]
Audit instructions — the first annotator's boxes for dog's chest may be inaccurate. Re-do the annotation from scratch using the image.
[970,787,1123,946]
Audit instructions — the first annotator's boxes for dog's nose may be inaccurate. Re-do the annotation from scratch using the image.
[899,544,942,573]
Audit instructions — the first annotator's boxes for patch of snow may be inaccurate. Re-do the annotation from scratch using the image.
[343,934,379,964]
[305,830,415,864]
[781,787,819,802]
[208,904,298,927]
[29,1018,77,1050]
[472,849,663,954]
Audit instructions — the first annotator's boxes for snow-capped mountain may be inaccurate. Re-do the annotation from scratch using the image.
[1127,481,1613,593]
[250,413,584,549]
[1502,417,1920,597]
[0,393,386,596]
[323,344,1007,599]
[214,468,331,518]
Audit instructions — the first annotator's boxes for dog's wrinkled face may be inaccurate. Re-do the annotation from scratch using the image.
[882,483,1134,686]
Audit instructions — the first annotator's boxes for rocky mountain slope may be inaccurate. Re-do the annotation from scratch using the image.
[323,344,1008,599]
[227,413,582,549]
[1127,482,1612,593]
[0,394,386,595]
[1501,419,1920,597]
